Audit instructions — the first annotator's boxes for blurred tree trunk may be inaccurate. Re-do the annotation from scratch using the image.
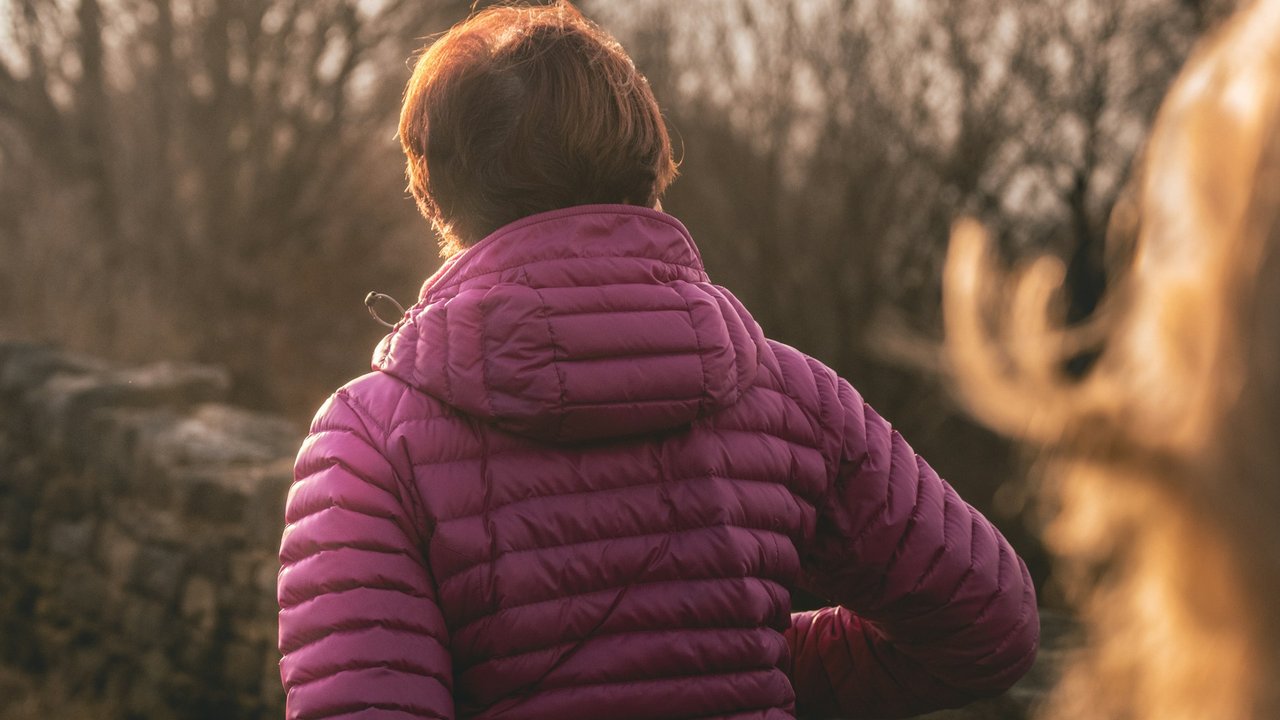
[0,0,474,413]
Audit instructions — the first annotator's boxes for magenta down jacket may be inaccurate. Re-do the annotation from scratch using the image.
[277,205,1039,720]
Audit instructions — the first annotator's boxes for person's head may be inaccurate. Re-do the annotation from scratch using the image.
[399,1,677,256]
[945,1,1280,718]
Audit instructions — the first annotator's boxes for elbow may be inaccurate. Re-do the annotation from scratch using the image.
[958,543,1042,698]
[913,577,1041,704]
[960,594,1041,699]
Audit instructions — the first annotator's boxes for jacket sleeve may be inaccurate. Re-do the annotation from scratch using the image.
[785,372,1039,719]
[278,391,454,720]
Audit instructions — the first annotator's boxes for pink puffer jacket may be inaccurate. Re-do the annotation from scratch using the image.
[277,205,1038,719]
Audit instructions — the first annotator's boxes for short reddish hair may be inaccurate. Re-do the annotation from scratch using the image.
[399,2,678,254]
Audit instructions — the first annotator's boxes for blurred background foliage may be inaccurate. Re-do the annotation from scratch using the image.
[0,0,1238,591]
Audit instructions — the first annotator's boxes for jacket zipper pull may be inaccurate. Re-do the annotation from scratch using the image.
[365,291,407,329]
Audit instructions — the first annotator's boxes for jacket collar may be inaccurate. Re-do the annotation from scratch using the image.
[416,204,707,304]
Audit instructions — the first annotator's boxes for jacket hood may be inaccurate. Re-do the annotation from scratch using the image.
[372,205,768,443]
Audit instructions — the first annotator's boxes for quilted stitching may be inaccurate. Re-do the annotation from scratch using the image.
[278,205,1038,720]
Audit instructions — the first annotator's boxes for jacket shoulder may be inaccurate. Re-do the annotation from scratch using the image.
[756,341,846,465]
[321,371,450,441]
[762,342,840,409]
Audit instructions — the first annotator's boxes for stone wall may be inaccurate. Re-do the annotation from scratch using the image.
[0,343,297,718]
[0,341,1072,719]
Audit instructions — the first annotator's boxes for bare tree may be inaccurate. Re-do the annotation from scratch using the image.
[0,0,477,412]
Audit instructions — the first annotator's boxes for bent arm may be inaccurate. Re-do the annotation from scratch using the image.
[278,392,454,720]
[787,373,1038,719]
